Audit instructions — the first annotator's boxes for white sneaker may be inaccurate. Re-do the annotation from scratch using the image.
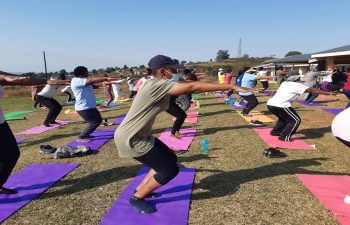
[234,102,241,106]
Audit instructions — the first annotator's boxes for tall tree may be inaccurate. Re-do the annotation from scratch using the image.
[180,60,187,65]
[59,69,67,75]
[285,51,302,57]
[129,68,134,75]
[139,65,145,68]
[173,59,179,64]
[215,50,230,60]
[91,69,98,74]
[123,65,128,70]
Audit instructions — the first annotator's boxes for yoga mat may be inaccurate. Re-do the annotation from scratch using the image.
[158,128,196,151]
[112,114,126,125]
[322,108,344,115]
[191,94,200,99]
[318,95,339,101]
[16,138,28,143]
[237,111,275,123]
[16,120,74,135]
[296,100,326,106]
[99,167,195,225]
[214,93,226,97]
[0,164,79,223]
[118,98,132,102]
[231,102,246,109]
[172,112,198,124]
[96,99,105,104]
[4,110,34,119]
[261,91,273,95]
[296,174,350,225]
[253,127,316,150]
[67,129,115,150]
[107,104,119,108]
[188,104,195,111]
[5,117,25,121]
[60,101,76,106]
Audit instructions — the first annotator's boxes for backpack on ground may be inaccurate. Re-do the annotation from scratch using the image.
[54,145,92,159]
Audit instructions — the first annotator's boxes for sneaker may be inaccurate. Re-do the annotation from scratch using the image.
[263,148,287,158]
[250,120,263,126]
[40,145,57,154]
[234,102,241,106]
[243,114,252,117]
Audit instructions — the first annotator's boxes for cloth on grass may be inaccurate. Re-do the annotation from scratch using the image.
[54,145,92,159]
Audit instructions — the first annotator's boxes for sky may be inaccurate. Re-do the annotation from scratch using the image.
[1,0,349,73]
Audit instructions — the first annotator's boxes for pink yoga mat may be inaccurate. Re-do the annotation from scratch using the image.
[318,95,339,101]
[99,167,195,225]
[253,127,316,150]
[214,93,226,97]
[158,128,196,151]
[16,120,74,135]
[16,138,28,143]
[188,104,195,111]
[172,112,198,124]
[296,174,350,225]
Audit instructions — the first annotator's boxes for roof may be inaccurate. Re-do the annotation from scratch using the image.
[264,54,312,64]
[313,44,350,54]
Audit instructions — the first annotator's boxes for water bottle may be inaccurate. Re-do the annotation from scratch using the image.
[201,139,208,153]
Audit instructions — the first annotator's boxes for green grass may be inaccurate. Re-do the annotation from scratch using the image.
[2,85,349,225]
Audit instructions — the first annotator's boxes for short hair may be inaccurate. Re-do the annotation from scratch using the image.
[238,69,244,75]
[184,69,191,75]
[74,66,88,77]
[59,74,66,80]
[243,67,250,73]
[147,68,152,75]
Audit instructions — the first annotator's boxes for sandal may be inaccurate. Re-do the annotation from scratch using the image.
[263,148,287,158]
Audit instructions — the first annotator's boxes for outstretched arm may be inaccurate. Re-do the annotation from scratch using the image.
[254,76,276,81]
[169,82,255,96]
[0,75,48,86]
[305,87,333,95]
[85,77,119,86]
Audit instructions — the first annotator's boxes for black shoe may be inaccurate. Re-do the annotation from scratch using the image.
[270,133,280,136]
[129,196,157,213]
[0,187,18,194]
[43,123,51,127]
[49,121,60,125]
[263,148,287,158]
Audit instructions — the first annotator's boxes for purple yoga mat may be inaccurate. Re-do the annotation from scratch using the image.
[158,128,196,151]
[322,108,344,115]
[0,164,79,223]
[16,120,74,135]
[261,91,273,95]
[99,167,195,225]
[112,114,126,125]
[295,100,325,106]
[67,129,115,150]
[231,102,246,109]
[16,138,28,143]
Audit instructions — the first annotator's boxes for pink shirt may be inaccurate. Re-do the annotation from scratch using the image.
[224,73,233,84]
[344,72,350,90]
[132,78,146,91]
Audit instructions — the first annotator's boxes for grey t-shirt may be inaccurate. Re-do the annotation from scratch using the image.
[114,79,177,157]
[304,72,319,87]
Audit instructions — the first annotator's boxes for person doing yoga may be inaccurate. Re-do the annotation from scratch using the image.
[114,55,255,214]
[267,71,332,142]
[71,66,119,143]
[0,71,65,195]
[239,67,275,117]
[35,74,71,127]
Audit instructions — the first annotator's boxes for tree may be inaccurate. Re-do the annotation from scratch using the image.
[180,61,187,65]
[210,59,212,61]
[173,59,179,64]
[215,50,230,60]
[285,51,302,57]
[242,54,249,58]
[129,68,134,75]
[59,69,67,75]
[92,69,98,74]
[123,65,128,70]
[105,67,116,73]
[98,68,105,73]
[139,65,145,68]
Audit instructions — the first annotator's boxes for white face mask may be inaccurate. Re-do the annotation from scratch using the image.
[164,69,180,82]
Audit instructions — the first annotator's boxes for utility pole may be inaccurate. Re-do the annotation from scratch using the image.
[43,51,48,80]
[238,38,242,58]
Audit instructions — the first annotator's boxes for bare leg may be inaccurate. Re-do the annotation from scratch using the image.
[133,176,162,199]
[169,133,181,139]
[135,169,157,191]
[175,131,186,137]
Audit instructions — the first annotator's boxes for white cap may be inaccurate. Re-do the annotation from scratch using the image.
[218,68,223,71]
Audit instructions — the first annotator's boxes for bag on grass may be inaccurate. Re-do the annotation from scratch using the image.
[54,145,92,159]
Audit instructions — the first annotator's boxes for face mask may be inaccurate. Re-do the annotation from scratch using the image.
[164,69,180,82]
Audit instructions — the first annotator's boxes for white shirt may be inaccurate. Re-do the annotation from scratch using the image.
[0,85,5,124]
[37,84,60,98]
[258,71,267,81]
[61,86,71,92]
[323,74,332,82]
[267,82,309,108]
[332,107,350,142]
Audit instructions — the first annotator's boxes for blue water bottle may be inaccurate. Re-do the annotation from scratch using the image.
[201,139,208,153]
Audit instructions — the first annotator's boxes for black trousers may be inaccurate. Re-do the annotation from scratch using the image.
[77,108,102,139]
[267,105,301,142]
[0,122,20,187]
[62,91,72,102]
[241,94,258,114]
[336,137,350,148]
[166,101,187,135]
[260,81,269,90]
[35,94,62,125]
[34,100,42,108]
[129,91,136,99]
[134,138,178,185]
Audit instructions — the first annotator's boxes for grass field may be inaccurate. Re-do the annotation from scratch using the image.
[2,81,349,225]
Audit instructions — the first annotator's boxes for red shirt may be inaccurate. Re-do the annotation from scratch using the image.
[344,72,350,90]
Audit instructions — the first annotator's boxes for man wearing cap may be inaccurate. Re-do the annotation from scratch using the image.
[114,55,255,214]
[267,71,332,142]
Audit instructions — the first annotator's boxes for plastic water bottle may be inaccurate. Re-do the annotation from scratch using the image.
[201,139,208,153]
